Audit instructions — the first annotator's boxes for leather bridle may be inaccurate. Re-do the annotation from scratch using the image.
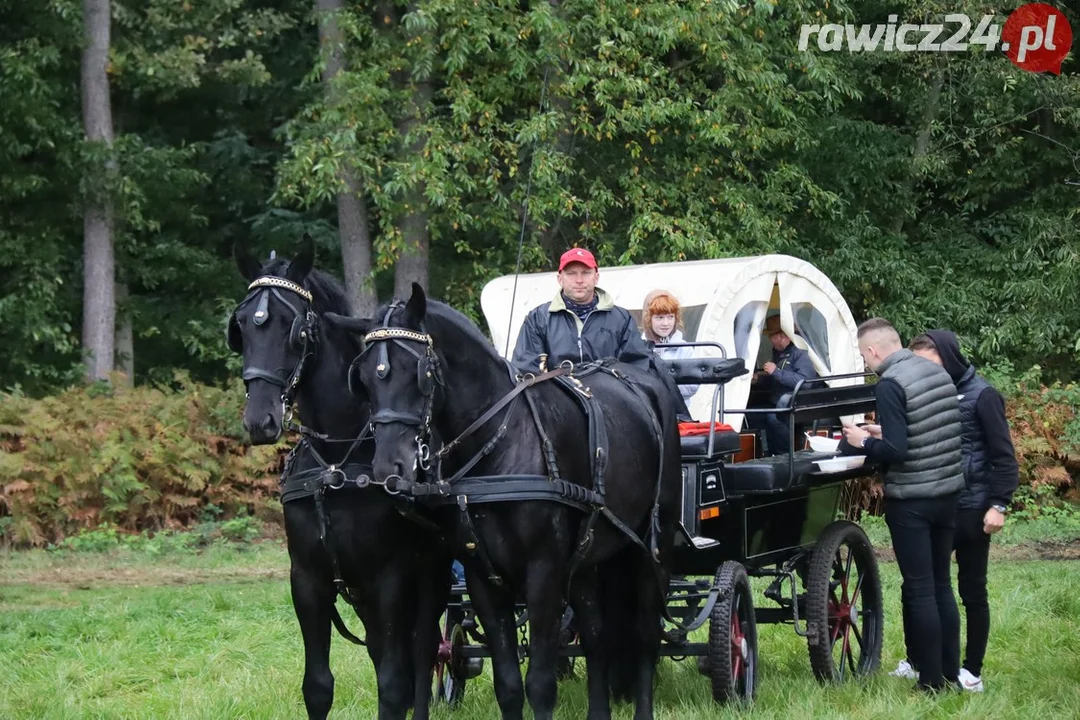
[227,275,317,433]
[353,302,443,477]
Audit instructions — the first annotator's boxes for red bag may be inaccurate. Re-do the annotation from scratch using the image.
[678,421,735,437]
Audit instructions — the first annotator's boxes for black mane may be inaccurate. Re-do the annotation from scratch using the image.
[427,300,502,357]
[260,258,349,317]
[377,293,504,362]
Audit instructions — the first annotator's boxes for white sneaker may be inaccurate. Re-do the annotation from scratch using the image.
[890,659,918,680]
[958,667,984,692]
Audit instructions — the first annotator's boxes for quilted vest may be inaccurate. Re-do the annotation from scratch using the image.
[877,349,965,499]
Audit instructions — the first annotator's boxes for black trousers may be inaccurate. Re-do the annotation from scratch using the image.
[903,507,991,677]
[885,492,962,690]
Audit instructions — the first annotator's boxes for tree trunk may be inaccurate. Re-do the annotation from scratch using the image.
[316,0,377,315]
[115,280,133,386]
[392,79,433,297]
[378,1,432,296]
[890,69,944,236]
[81,0,116,383]
[536,0,577,259]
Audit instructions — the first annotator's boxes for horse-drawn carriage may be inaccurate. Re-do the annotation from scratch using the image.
[227,243,886,719]
[432,255,886,706]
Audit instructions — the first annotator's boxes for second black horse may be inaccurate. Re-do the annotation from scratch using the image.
[325,283,683,720]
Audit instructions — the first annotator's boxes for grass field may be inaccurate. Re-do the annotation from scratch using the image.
[2,518,1078,720]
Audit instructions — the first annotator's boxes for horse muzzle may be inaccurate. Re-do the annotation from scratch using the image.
[244,411,282,445]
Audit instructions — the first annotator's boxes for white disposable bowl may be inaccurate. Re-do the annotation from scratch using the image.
[805,435,841,453]
[813,456,866,473]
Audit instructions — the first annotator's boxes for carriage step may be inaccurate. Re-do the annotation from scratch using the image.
[689,535,720,549]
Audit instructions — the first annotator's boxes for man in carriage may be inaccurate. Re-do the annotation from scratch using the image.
[750,312,819,455]
[511,247,693,419]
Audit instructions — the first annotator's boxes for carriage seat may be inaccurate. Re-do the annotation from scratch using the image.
[663,357,748,386]
[678,423,743,458]
[721,450,851,494]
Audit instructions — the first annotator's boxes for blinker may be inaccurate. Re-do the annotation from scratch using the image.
[253,290,271,326]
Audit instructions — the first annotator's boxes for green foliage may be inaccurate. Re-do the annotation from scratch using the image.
[0,0,1078,392]
[0,374,287,548]
[44,512,266,555]
[991,364,1080,497]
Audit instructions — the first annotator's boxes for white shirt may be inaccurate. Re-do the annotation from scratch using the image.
[644,329,699,402]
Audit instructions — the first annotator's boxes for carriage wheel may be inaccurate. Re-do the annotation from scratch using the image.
[707,561,758,704]
[805,520,883,683]
[433,607,467,705]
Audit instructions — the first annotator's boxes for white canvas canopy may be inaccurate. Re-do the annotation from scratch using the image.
[480,254,866,430]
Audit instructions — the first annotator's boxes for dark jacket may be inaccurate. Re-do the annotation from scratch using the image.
[761,343,818,404]
[924,330,1019,510]
[843,349,966,499]
[511,288,691,420]
[511,289,652,372]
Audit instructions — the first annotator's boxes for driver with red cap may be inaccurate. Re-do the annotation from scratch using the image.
[512,247,653,372]
[511,247,692,420]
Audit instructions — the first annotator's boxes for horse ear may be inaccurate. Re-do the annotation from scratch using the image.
[404,282,427,326]
[234,243,262,282]
[324,311,373,338]
[289,233,315,281]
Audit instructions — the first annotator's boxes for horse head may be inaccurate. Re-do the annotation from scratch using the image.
[226,235,319,444]
[326,283,445,485]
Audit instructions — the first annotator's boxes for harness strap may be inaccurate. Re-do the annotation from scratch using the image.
[456,495,505,586]
[437,367,570,462]
[661,583,729,640]
[444,393,525,484]
[330,605,367,645]
[313,484,368,643]
[543,373,611,590]
[523,388,563,482]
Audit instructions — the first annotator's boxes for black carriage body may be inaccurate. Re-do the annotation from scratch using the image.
[673,463,853,575]
[668,354,881,573]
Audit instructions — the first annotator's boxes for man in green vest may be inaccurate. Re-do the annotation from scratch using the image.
[840,317,965,693]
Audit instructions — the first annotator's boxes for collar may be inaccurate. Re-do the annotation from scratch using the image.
[876,348,912,375]
[549,287,615,313]
[653,329,684,344]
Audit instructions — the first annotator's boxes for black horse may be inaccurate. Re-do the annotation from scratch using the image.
[324,283,683,720]
[227,238,452,720]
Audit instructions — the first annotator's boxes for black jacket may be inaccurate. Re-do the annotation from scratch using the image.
[924,330,1019,510]
[511,289,691,420]
[760,343,818,404]
[511,289,652,372]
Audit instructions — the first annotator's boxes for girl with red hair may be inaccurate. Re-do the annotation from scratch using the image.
[642,289,698,402]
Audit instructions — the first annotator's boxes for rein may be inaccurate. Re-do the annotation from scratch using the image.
[358,315,678,595]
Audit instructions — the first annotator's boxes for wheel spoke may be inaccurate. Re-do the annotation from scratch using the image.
[842,545,854,592]
[850,619,864,652]
[837,632,848,681]
[845,624,858,674]
[829,588,843,614]
[850,569,865,607]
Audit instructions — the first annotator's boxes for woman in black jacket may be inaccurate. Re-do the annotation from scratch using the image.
[890,329,1020,693]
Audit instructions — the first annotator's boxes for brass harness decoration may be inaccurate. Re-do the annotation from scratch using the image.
[363,327,434,347]
[246,276,313,303]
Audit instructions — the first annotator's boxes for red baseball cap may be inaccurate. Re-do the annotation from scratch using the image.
[558,247,597,272]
